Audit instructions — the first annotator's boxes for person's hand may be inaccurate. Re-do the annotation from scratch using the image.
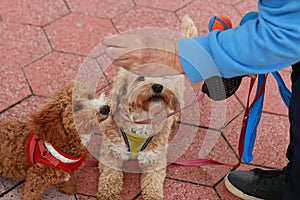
[102,34,184,76]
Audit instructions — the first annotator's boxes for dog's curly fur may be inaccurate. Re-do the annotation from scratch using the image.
[0,82,109,200]
[96,15,196,200]
[96,68,185,200]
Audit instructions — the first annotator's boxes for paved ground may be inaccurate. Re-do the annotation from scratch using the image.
[0,0,292,199]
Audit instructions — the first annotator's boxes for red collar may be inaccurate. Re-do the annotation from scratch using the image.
[26,132,87,174]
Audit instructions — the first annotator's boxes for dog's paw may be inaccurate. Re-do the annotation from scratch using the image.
[138,148,167,164]
[112,144,130,161]
[96,192,122,200]
[58,181,78,195]
[142,190,164,200]
[138,150,168,172]
[138,151,157,165]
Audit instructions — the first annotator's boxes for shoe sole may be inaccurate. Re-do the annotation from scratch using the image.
[224,173,265,200]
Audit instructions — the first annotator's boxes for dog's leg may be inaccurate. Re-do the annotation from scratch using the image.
[96,164,123,200]
[22,164,70,200]
[138,140,168,200]
[141,168,166,200]
[57,173,77,195]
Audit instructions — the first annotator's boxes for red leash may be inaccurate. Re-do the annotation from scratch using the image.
[173,13,267,167]
[173,75,268,167]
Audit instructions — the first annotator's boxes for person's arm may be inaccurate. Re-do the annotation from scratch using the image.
[179,0,300,83]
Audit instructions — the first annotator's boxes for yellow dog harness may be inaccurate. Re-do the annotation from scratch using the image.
[120,128,154,160]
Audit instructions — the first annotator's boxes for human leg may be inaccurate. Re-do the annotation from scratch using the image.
[282,62,300,199]
[225,62,300,200]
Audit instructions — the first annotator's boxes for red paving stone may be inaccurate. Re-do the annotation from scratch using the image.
[195,95,244,129]
[25,52,85,97]
[66,0,134,19]
[216,180,242,200]
[0,176,18,194]
[0,22,51,67]
[113,6,180,33]
[134,0,194,12]
[236,70,292,116]
[164,179,219,200]
[44,13,116,56]
[263,70,291,115]
[0,0,69,26]
[222,111,289,169]
[246,113,289,169]
[167,128,237,186]
[0,65,31,112]
[0,0,292,199]
[0,96,47,121]
[76,166,99,196]
[234,0,259,16]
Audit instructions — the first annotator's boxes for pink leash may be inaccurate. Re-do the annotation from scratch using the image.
[118,91,205,124]
[86,77,262,169]
[119,91,207,168]
[85,91,205,168]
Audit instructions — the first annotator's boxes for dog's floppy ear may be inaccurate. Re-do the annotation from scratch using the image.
[109,68,128,114]
[30,84,74,147]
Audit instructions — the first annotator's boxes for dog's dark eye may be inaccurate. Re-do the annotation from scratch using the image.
[137,76,145,81]
[87,95,94,100]
[74,104,83,112]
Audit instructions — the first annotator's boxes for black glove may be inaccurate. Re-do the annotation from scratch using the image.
[201,76,244,101]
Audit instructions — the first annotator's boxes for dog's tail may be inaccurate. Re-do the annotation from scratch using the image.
[181,14,198,38]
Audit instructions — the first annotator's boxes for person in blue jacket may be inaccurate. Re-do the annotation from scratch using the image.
[102,0,300,199]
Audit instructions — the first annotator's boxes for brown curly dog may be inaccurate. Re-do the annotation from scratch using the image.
[0,82,110,200]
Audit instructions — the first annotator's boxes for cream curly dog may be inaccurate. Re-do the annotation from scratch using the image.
[96,67,185,200]
[96,14,197,200]
[0,82,110,200]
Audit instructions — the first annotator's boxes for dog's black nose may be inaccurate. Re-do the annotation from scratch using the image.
[99,105,110,115]
[152,84,163,93]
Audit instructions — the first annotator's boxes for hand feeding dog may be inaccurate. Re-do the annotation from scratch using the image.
[97,67,185,200]
[0,82,110,200]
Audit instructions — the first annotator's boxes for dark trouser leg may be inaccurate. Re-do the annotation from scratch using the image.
[283,62,300,199]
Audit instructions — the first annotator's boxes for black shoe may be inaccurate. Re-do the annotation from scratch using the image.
[224,168,286,200]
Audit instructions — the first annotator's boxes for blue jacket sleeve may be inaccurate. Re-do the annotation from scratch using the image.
[178,0,300,83]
